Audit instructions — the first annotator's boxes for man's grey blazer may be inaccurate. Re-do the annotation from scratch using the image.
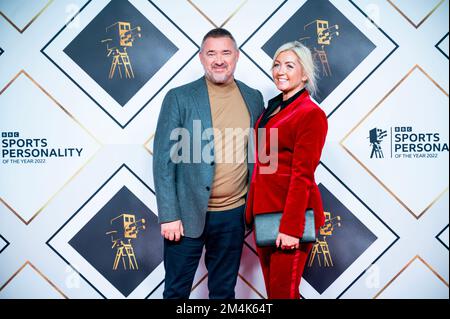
[153,76,265,238]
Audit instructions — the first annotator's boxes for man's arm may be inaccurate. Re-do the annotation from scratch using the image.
[153,89,184,240]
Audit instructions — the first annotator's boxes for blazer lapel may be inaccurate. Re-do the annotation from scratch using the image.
[266,90,310,129]
[192,77,213,141]
[236,81,257,128]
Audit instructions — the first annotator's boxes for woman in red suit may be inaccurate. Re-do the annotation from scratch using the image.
[245,41,328,299]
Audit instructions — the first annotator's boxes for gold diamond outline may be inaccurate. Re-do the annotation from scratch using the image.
[188,240,265,297]
[373,255,449,299]
[187,0,248,28]
[189,272,266,299]
[0,261,68,298]
[144,133,155,156]
[0,0,53,33]
[190,273,208,293]
[340,65,449,220]
[0,70,102,225]
[237,273,266,299]
[387,0,444,29]
[189,243,266,298]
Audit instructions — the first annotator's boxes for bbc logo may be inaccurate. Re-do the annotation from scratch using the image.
[1,132,19,138]
[394,127,412,133]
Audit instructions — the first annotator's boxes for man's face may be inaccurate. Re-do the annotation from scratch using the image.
[199,37,239,85]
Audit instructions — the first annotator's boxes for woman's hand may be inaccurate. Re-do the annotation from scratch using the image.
[276,232,300,250]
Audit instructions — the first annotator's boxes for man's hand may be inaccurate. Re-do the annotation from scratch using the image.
[161,220,184,241]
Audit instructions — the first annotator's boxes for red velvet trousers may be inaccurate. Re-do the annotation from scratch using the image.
[257,243,313,299]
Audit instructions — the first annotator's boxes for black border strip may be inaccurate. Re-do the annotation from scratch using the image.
[239,1,288,77]
[242,161,400,299]
[0,234,10,255]
[46,163,157,299]
[243,237,258,257]
[319,161,400,299]
[145,279,165,299]
[435,32,449,60]
[435,224,449,251]
[326,0,400,119]
[240,0,399,120]
[41,0,199,129]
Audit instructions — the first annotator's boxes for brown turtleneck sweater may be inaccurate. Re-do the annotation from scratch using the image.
[206,78,251,211]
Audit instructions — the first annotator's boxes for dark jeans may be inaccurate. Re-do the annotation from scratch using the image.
[163,205,245,299]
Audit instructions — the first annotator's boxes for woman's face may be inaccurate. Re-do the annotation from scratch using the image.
[272,50,308,99]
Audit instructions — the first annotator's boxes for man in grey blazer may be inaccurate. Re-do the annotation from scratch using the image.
[153,28,264,299]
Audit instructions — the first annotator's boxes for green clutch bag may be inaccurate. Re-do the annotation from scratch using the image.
[254,209,316,247]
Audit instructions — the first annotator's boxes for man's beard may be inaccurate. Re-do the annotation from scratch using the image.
[208,73,229,84]
[204,67,233,84]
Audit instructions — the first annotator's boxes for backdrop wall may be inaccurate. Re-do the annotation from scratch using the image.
[0,0,448,299]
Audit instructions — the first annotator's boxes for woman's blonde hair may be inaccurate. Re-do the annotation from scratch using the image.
[272,41,318,97]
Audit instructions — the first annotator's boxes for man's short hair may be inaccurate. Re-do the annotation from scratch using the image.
[201,28,238,51]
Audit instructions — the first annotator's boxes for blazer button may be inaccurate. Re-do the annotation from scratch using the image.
[210,161,215,166]
[206,186,210,191]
